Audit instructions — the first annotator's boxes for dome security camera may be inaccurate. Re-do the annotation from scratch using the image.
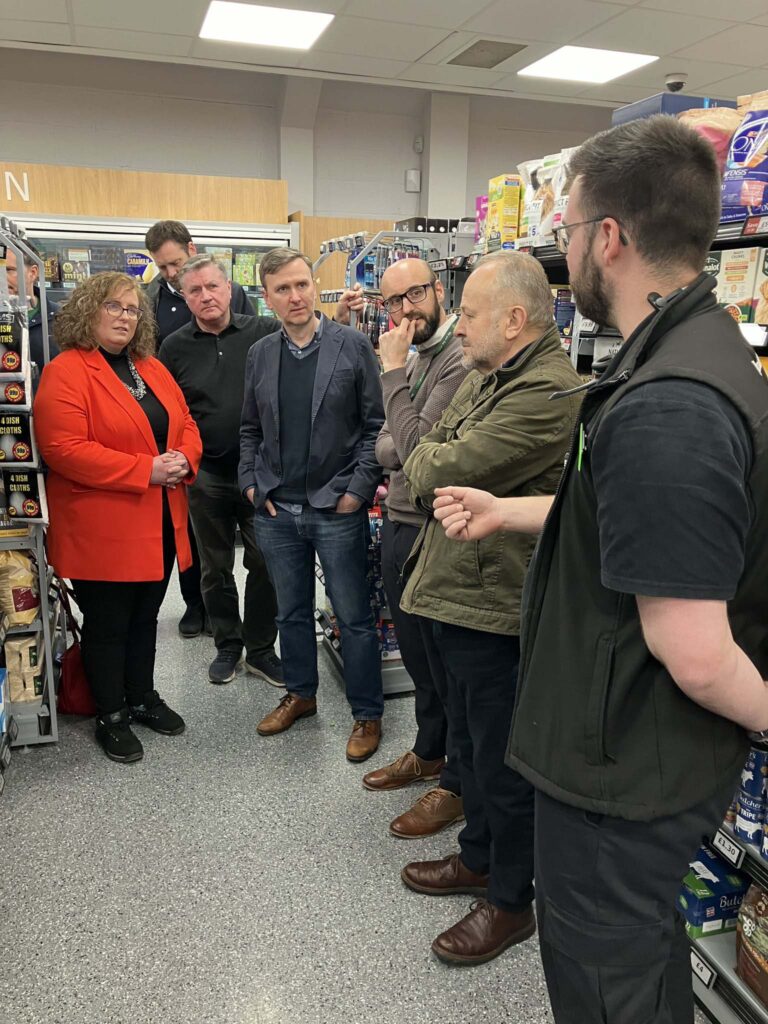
[665,73,687,93]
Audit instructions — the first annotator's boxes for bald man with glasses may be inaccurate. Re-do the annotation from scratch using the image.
[347,258,468,839]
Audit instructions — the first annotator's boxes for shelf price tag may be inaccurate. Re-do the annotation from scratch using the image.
[743,215,768,236]
[690,949,716,990]
[712,828,745,869]
[430,259,448,272]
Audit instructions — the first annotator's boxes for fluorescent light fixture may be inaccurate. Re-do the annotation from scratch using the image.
[200,1,334,50]
[518,46,658,84]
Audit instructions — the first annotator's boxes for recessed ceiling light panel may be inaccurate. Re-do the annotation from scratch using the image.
[518,46,658,85]
[200,1,334,50]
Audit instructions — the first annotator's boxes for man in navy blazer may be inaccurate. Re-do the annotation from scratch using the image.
[239,248,386,762]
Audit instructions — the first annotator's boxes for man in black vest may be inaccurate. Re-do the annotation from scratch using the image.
[433,116,768,1023]
[145,219,256,639]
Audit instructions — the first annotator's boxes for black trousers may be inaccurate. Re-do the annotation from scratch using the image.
[380,515,460,794]
[177,516,202,608]
[535,780,740,1024]
[71,497,176,716]
[432,621,534,913]
[187,466,278,657]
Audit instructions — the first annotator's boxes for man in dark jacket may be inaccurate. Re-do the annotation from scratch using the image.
[145,219,256,638]
[400,252,582,967]
[160,255,280,688]
[239,248,385,763]
[433,116,768,1023]
[5,244,59,373]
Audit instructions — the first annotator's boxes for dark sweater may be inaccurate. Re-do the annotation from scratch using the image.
[272,343,319,503]
[158,313,276,475]
[100,348,169,453]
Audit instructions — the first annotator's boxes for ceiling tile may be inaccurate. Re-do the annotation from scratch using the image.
[576,82,671,103]
[639,0,768,22]
[74,27,193,57]
[672,24,768,67]
[1,0,67,21]
[615,57,750,90]
[694,68,768,100]
[313,15,449,61]
[411,32,477,65]
[342,0,483,30]
[0,20,71,44]
[488,42,569,75]
[192,38,305,67]
[402,63,509,88]
[750,13,768,26]
[299,52,411,79]
[575,10,736,55]
[463,0,628,45]
[230,0,349,10]
[72,0,206,35]
[493,73,592,99]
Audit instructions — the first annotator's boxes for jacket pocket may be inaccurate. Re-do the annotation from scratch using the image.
[584,634,615,766]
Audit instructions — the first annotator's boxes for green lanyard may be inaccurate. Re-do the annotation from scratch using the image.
[408,320,457,400]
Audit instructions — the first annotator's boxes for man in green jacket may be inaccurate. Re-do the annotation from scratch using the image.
[399,251,582,965]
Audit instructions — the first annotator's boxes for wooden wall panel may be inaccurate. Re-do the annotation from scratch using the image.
[0,162,287,224]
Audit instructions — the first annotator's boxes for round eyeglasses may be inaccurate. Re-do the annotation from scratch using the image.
[102,301,142,321]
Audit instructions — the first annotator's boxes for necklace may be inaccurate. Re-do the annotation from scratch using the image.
[123,353,147,401]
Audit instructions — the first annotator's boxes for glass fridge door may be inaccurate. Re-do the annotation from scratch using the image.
[19,215,297,316]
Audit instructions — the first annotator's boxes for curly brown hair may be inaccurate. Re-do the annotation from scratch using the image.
[53,272,156,358]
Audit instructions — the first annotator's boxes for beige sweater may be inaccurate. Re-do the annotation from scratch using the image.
[375,317,467,527]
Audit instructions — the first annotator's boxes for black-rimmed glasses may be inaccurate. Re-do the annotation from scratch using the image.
[382,282,436,314]
[553,217,629,255]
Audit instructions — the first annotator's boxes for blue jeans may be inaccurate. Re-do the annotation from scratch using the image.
[253,505,384,720]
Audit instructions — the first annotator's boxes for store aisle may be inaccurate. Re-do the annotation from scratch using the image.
[1,574,554,1024]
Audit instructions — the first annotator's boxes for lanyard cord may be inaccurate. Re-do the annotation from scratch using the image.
[408,320,457,400]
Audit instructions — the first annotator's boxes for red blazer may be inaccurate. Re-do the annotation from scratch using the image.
[34,348,203,582]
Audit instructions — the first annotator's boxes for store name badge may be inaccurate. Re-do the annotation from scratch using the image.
[690,949,716,990]
[712,828,745,869]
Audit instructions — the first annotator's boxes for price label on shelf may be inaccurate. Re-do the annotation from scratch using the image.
[712,828,745,869]
[690,949,716,990]
[430,259,448,272]
[743,215,768,236]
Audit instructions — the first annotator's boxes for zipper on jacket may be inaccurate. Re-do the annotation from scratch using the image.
[549,368,631,402]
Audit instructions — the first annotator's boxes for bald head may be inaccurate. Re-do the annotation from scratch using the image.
[380,257,446,344]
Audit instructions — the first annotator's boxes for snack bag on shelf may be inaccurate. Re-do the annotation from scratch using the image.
[722,91,768,224]
[550,147,580,238]
[737,884,768,1006]
[678,106,743,171]
[0,549,39,626]
[705,248,761,323]
[6,635,44,703]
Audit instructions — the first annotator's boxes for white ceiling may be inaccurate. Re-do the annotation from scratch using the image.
[3,0,768,107]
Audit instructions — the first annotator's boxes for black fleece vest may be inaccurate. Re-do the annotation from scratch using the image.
[507,274,768,821]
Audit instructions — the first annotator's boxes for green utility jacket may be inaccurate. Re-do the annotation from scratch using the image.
[400,325,583,635]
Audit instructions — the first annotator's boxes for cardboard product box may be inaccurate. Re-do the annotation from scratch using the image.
[0,469,47,520]
[393,217,427,233]
[485,174,523,251]
[612,93,735,126]
[706,248,761,322]
[753,249,768,326]
[0,310,28,379]
[0,412,36,466]
[678,846,750,938]
[553,287,576,340]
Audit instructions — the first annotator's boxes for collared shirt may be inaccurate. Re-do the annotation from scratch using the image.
[281,311,325,360]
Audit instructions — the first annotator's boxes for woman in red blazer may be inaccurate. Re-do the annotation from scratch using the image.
[35,271,202,764]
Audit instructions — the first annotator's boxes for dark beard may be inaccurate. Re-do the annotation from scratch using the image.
[406,301,442,344]
[570,252,614,328]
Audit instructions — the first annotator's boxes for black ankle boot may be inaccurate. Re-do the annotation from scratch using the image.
[178,603,205,638]
[129,691,185,736]
[95,708,144,763]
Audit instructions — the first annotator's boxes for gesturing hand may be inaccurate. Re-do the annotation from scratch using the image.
[378,316,416,373]
[433,486,503,541]
[334,284,365,326]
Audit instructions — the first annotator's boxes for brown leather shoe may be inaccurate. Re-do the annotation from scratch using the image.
[362,750,445,791]
[256,693,317,736]
[346,719,382,763]
[390,787,464,838]
[401,853,488,896]
[432,899,536,965]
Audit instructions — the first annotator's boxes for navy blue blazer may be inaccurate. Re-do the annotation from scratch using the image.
[238,317,384,510]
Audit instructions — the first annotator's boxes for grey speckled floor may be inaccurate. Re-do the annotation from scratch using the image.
[1,569,708,1024]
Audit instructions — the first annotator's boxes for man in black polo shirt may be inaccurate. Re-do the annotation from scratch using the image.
[145,220,256,639]
[159,254,280,687]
